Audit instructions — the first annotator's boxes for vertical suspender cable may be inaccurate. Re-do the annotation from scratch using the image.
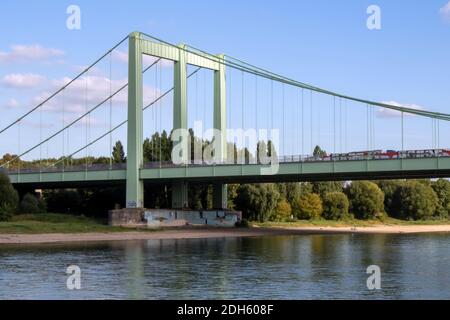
[345,100,348,152]
[437,119,440,151]
[333,96,336,153]
[298,88,301,157]
[401,111,404,153]
[317,93,320,148]
[242,71,244,163]
[39,100,42,171]
[339,98,342,153]
[18,119,21,173]
[62,87,65,171]
[310,90,313,153]
[302,89,304,157]
[366,104,369,151]
[109,51,113,169]
[282,84,285,157]
[255,75,258,145]
[271,80,274,155]
[85,74,88,170]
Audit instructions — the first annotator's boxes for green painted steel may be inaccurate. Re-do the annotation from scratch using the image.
[171,44,189,208]
[214,54,227,162]
[140,39,220,71]
[126,32,144,208]
[213,54,228,208]
[173,44,188,162]
[8,158,450,188]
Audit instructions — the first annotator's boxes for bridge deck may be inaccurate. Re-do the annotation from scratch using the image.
[6,157,450,189]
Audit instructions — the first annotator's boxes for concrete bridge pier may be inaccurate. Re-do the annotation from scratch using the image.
[213,183,228,209]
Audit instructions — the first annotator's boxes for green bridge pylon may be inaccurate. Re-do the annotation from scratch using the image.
[125,32,228,209]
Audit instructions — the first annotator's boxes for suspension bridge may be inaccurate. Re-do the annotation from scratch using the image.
[1,31,449,209]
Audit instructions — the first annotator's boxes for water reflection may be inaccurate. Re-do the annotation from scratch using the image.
[1,233,450,299]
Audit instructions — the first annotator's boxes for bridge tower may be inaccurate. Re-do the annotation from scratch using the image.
[125,32,228,209]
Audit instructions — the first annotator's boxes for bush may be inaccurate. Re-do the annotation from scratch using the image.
[37,197,47,213]
[235,218,250,228]
[322,192,349,220]
[346,181,384,219]
[43,189,83,214]
[19,193,40,214]
[273,199,292,221]
[396,181,438,220]
[292,193,323,220]
[0,172,19,221]
[431,179,450,219]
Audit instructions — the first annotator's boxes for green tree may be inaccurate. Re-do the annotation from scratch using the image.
[311,181,344,198]
[0,172,19,221]
[346,181,384,219]
[235,184,280,222]
[44,189,83,214]
[277,183,302,206]
[313,145,327,158]
[322,192,349,220]
[37,196,47,213]
[292,193,323,220]
[227,184,239,210]
[396,181,438,220]
[376,180,404,217]
[112,141,126,163]
[431,179,450,219]
[273,199,292,221]
[19,193,40,214]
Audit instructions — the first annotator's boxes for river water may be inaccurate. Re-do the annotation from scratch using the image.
[1,233,450,299]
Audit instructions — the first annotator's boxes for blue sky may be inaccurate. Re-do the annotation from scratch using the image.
[0,0,449,160]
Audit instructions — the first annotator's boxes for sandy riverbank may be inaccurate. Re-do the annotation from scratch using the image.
[1,224,450,244]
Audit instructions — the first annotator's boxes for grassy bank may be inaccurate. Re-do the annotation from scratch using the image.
[0,213,138,234]
[1,213,449,235]
[253,217,450,228]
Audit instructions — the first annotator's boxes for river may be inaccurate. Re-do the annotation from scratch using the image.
[1,233,449,299]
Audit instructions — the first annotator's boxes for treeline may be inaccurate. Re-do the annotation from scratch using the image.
[0,128,274,170]
[1,167,449,223]
[231,179,450,223]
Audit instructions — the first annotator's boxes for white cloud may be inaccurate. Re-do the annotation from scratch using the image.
[64,115,108,129]
[0,44,64,63]
[32,75,159,117]
[3,98,20,108]
[1,73,46,88]
[377,101,424,118]
[440,1,450,21]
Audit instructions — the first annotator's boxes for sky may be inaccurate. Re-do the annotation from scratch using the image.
[0,0,449,160]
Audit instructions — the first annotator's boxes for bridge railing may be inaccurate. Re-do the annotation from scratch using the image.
[3,149,449,175]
